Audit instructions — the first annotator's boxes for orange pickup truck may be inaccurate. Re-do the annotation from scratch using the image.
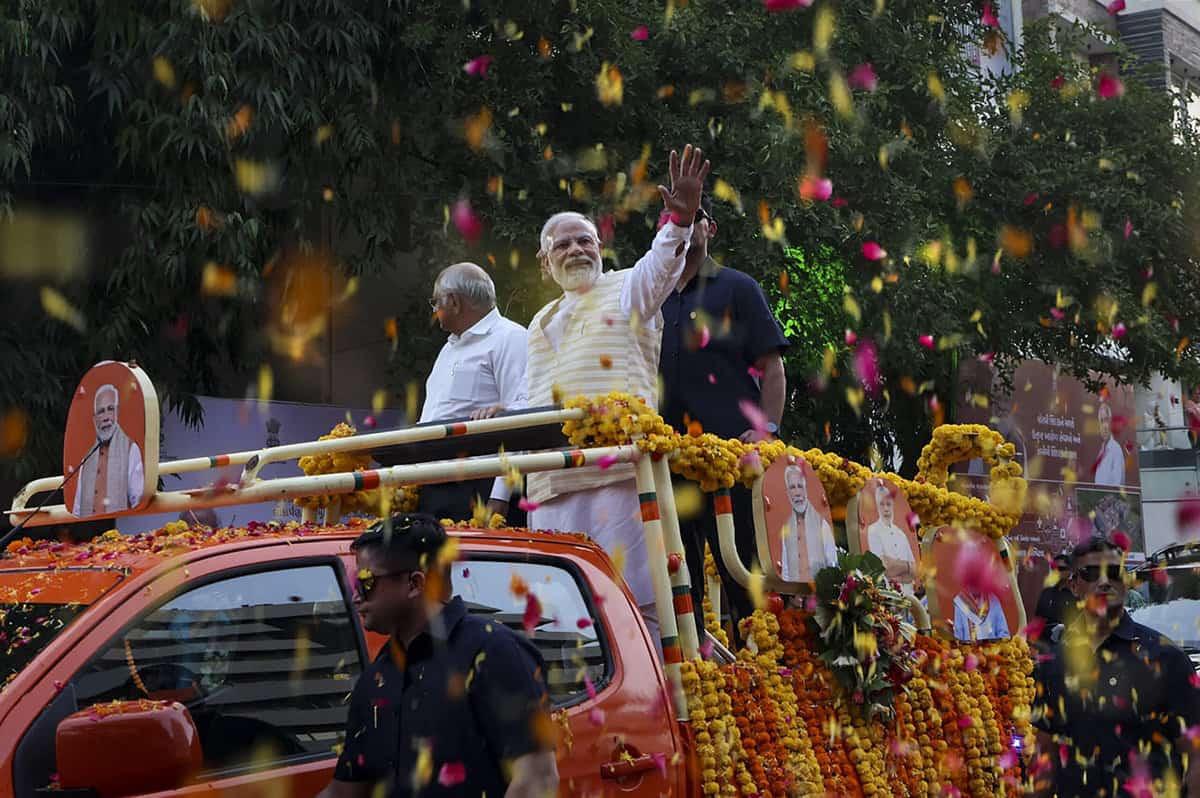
[0,521,695,798]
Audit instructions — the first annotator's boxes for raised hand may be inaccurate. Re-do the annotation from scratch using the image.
[657,144,711,224]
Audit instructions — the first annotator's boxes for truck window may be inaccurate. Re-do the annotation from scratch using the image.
[71,564,362,773]
[452,558,609,707]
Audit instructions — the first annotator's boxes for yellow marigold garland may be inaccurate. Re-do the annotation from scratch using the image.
[558,393,1026,539]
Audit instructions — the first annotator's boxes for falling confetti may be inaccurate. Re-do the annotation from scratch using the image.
[861,241,886,261]
[764,0,814,11]
[847,63,878,92]
[40,287,86,331]
[451,199,484,244]
[596,63,624,106]
[1106,0,1125,13]
[1097,72,1124,99]
[630,25,649,40]
[463,55,494,77]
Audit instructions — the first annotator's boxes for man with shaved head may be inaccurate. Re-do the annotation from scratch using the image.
[419,262,528,521]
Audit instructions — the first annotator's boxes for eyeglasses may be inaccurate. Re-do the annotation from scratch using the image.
[427,295,443,309]
[1076,563,1124,583]
[354,568,411,601]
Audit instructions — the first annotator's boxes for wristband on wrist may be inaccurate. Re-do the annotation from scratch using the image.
[667,211,694,227]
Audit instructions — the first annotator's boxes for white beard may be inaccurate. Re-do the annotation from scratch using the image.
[554,259,600,292]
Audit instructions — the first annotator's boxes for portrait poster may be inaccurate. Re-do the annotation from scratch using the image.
[752,455,837,584]
[925,526,1023,643]
[63,361,159,519]
[848,478,922,595]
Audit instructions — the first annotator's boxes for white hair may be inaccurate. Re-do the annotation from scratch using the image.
[94,383,119,411]
[784,464,806,482]
[537,212,598,258]
[434,262,496,310]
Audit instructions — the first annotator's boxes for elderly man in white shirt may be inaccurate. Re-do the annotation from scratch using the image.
[418,262,527,521]
[524,144,710,637]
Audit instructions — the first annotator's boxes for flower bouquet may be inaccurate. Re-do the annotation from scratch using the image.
[810,552,918,720]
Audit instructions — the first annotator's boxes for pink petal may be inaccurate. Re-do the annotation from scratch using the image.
[1098,72,1124,99]
[1177,496,1200,538]
[799,175,833,202]
[363,415,376,429]
[763,0,813,11]
[588,707,606,726]
[699,637,715,657]
[1112,322,1127,339]
[958,716,974,729]
[978,352,995,364]
[651,752,668,778]
[697,325,711,349]
[451,199,484,244]
[848,63,878,92]
[576,616,593,629]
[963,653,978,672]
[1023,192,1039,206]
[438,762,467,787]
[1051,74,1065,90]
[844,329,858,346]
[522,593,542,634]
[905,511,920,529]
[862,241,887,261]
[707,373,717,384]
[1049,307,1065,321]
[630,25,649,40]
[982,2,999,27]
[597,454,619,470]
[747,365,765,379]
[740,449,763,471]
[1106,0,1125,14]
[584,674,597,700]
[918,334,935,350]
[517,497,541,512]
[463,55,494,78]
[1124,218,1133,240]
[831,197,848,208]
[1112,530,1131,551]
[739,399,770,440]
[852,340,881,398]
[955,538,1011,599]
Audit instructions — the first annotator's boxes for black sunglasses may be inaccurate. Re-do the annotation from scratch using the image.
[1076,563,1124,583]
[354,568,412,601]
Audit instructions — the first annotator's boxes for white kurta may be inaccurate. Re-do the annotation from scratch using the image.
[1094,436,1125,486]
[525,222,692,610]
[867,520,917,594]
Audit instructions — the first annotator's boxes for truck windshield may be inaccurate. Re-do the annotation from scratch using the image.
[0,569,125,690]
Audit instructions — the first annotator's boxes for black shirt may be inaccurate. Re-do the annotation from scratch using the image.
[1034,584,1078,642]
[660,259,789,439]
[334,597,551,797]
[1033,612,1200,797]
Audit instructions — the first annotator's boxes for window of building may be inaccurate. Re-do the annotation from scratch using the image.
[452,558,609,708]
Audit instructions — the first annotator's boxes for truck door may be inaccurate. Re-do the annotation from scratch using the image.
[447,553,685,797]
[11,550,366,798]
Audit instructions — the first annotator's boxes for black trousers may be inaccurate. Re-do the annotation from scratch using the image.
[678,481,759,647]
[415,479,527,528]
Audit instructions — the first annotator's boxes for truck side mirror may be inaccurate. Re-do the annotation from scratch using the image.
[54,700,202,798]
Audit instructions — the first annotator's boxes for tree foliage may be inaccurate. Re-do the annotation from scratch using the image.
[2,0,1198,486]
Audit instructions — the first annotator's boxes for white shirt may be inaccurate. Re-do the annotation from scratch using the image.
[1094,436,1125,486]
[867,519,917,593]
[420,308,528,501]
[540,222,692,351]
